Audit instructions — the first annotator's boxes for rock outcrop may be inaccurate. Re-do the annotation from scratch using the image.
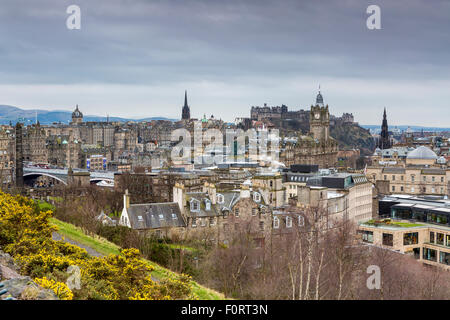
[0,249,58,300]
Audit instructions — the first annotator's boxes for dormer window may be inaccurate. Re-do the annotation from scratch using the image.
[253,192,261,203]
[159,214,164,220]
[273,216,280,229]
[205,199,211,211]
[217,194,224,204]
[190,199,200,212]
[286,216,292,228]
[137,215,143,222]
[172,213,178,220]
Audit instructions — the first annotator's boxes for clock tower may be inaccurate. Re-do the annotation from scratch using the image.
[310,90,330,141]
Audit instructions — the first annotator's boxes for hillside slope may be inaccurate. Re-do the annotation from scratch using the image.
[50,218,226,300]
[331,123,375,155]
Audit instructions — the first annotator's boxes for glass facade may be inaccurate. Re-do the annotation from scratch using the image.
[423,248,437,262]
[439,252,450,265]
[390,206,450,227]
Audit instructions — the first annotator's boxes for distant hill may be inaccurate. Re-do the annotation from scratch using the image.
[361,124,450,132]
[0,105,177,125]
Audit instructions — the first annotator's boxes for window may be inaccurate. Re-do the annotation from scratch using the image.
[273,217,280,229]
[252,208,257,216]
[201,219,206,227]
[432,176,435,182]
[400,186,404,192]
[411,175,415,182]
[137,215,143,222]
[423,248,437,262]
[190,200,200,212]
[191,218,197,228]
[298,216,305,227]
[253,192,261,202]
[401,175,404,181]
[209,217,215,226]
[360,230,373,243]
[430,232,435,243]
[432,187,435,194]
[392,175,395,181]
[403,232,418,245]
[437,233,444,246]
[382,233,393,246]
[423,176,426,182]
[411,187,415,193]
[234,208,239,217]
[259,221,264,231]
[205,200,211,211]
[392,186,395,192]
[441,177,444,183]
[384,175,387,180]
[447,234,450,247]
[159,214,164,220]
[217,194,224,204]
[172,213,178,220]
[439,252,450,265]
[261,208,266,215]
[286,216,292,228]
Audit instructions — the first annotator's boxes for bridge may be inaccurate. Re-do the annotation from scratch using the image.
[23,167,115,187]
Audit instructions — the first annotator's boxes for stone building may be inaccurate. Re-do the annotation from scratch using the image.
[366,146,450,196]
[280,91,339,168]
[22,123,47,164]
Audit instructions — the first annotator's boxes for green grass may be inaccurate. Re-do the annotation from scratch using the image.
[365,219,424,228]
[50,218,226,300]
[36,200,56,212]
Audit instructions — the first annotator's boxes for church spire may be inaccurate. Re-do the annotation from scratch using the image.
[182,90,191,120]
[378,107,391,149]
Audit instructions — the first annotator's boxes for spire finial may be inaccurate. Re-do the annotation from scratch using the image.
[184,90,188,107]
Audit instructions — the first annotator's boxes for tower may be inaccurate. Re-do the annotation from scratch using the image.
[310,89,330,141]
[71,105,83,124]
[181,90,190,120]
[377,108,391,149]
[15,122,23,189]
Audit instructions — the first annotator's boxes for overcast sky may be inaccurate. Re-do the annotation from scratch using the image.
[1,0,449,126]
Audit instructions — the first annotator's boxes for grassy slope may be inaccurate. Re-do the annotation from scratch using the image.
[50,218,226,300]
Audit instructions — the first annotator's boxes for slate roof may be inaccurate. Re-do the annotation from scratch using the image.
[382,167,406,174]
[127,202,186,230]
[184,190,267,218]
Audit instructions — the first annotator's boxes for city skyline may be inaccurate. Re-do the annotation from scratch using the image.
[1,0,450,126]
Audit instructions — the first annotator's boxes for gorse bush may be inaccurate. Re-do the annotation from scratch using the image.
[0,191,196,300]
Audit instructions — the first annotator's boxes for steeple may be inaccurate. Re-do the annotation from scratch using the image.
[378,107,391,149]
[181,90,191,120]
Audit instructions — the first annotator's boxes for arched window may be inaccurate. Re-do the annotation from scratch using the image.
[217,194,225,204]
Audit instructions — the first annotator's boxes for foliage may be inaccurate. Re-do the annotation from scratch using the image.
[34,276,74,300]
[0,191,196,300]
